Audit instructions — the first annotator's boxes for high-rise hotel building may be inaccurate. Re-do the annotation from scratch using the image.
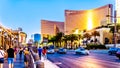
[41,20,64,39]
[116,0,120,23]
[41,4,113,42]
[65,4,113,35]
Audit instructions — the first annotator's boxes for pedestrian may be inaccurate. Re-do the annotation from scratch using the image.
[7,45,16,68]
[14,46,18,55]
[42,47,47,60]
[38,46,42,60]
[0,46,6,68]
[19,47,23,60]
[24,48,30,68]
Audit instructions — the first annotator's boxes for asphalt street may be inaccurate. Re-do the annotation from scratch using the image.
[47,50,120,68]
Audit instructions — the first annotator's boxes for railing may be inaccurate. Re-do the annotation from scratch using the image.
[29,50,36,68]
[29,47,44,68]
[105,44,120,48]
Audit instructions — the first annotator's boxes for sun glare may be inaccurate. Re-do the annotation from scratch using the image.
[117,18,120,23]
[87,11,93,30]
[74,29,79,34]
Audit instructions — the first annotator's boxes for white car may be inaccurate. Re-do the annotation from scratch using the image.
[75,47,89,55]
[47,49,55,54]
[57,48,67,54]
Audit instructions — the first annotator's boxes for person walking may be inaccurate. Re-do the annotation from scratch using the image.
[42,47,47,60]
[7,45,16,68]
[0,47,6,68]
[38,46,42,60]
[14,46,18,55]
[24,48,30,68]
[19,47,23,60]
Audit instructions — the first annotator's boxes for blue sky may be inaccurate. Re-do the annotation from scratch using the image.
[0,0,115,42]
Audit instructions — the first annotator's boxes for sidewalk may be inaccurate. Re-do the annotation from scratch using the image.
[41,57,59,68]
[3,53,25,68]
[14,53,25,68]
[3,53,59,68]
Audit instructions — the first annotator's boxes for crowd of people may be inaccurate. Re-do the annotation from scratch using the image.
[38,46,47,60]
[0,45,48,68]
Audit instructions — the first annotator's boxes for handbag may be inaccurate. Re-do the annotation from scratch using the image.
[0,50,7,58]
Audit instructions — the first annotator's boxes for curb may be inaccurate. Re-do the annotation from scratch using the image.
[41,57,59,68]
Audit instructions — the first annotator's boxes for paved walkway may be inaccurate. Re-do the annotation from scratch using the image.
[3,53,25,68]
[3,52,59,68]
[41,56,59,68]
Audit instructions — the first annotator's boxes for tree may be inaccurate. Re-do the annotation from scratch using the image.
[92,31,100,43]
[109,23,120,33]
[83,33,91,45]
[83,33,91,39]
[55,32,64,47]
[69,34,78,49]
[48,36,56,45]
[63,35,70,48]
[92,31,100,37]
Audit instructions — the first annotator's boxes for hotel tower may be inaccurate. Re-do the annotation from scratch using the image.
[116,0,120,23]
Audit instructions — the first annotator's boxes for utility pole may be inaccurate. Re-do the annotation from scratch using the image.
[114,10,117,47]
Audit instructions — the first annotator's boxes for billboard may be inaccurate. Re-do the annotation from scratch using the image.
[33,33,41,42]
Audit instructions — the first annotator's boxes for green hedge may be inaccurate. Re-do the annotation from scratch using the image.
[86,44,106,49]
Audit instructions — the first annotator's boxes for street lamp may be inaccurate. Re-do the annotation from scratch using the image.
[106,10,117,47]
[4,32,8,50]
[0,29,2,47]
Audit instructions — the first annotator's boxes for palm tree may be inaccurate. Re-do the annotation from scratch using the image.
[69,34,78,49]
[83,33,91,39]
[63,35,69,48]
[92,31,100,37]
[92,31,100,43]
[48,36,56,45]
[83,33,91,45]
[55,32,64,47]
[109,23,120,33]
[109,24,120,44]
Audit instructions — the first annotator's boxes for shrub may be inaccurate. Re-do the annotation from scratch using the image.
[86,44,106,49]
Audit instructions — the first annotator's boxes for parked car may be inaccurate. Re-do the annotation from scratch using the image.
[116,48,120,59]
[57,48,67,54]
[75,47,89,55]
[47,49,55,54]
[108,47,119,55]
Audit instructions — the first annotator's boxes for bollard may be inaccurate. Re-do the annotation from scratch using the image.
[37,62,44,68]
[31,48,44,68]
[36,60,44,68]
[34,55,44,68]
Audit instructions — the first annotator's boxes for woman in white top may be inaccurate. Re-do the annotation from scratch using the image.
[0,47,6,68]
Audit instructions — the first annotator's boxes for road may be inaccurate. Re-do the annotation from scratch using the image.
[47,50,120,68]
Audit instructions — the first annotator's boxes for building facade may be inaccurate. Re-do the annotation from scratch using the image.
[31,33,41,42]
[12,30,27,47]
[19,32,27,44]
[116,0,120,23]
[65,4,113,35]
[0,25,27,50]
[41,20,64,39]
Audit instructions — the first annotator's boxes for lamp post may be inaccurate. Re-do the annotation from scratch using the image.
[106,10,117,47]
[0,29,2,47]
[18,31,20,47]
[4,32,8,50]
[114,10,117,47]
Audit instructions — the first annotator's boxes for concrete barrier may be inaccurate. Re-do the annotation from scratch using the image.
[105,44,120,48]
[30,47,44,68]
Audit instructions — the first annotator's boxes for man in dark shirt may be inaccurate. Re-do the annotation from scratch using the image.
[7,45,15,68]
[38,46,42,60]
